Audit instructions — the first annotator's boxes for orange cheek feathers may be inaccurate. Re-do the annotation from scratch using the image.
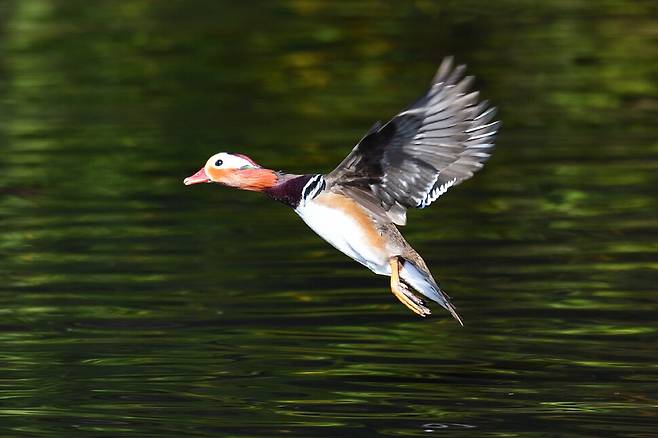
[206,167,231,183]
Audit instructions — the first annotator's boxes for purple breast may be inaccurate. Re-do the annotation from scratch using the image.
[264,175,314,208]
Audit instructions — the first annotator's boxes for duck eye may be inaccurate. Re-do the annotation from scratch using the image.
[214,159,223,167]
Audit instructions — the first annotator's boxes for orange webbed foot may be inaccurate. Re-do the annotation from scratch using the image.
[389,257,431,317]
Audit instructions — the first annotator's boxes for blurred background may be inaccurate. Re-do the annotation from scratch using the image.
[0,0,656,436]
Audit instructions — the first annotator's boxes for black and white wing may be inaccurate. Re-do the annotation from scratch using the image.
[326,57,499,225]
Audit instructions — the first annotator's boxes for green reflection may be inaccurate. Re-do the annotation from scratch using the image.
[0,0,657,436]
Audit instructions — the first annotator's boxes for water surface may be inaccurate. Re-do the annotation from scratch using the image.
[0,1,657,436]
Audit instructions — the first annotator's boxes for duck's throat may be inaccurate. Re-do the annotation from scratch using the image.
[264,174,315,208]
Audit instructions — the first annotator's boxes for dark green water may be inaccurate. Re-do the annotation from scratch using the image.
[1,1,657,436]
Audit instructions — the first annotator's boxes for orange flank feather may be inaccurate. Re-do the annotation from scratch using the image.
[315,192,387,252]
[206,168,278,191]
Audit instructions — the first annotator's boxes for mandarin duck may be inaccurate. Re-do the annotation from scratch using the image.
[184,57,499,324]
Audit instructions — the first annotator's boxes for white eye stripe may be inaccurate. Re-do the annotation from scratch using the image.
[206,153,254,170]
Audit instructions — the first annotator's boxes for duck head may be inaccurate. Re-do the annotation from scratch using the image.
[183,152,278,191]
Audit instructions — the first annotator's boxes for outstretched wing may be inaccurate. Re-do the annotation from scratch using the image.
[326,57,499,225]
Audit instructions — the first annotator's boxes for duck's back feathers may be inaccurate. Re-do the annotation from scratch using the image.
[326,57,499,225]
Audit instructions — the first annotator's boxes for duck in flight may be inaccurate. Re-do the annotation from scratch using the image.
[184,57,499,324]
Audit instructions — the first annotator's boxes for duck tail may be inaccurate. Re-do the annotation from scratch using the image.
[399,258,463,325]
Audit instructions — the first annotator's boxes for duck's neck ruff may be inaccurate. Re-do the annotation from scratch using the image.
[265,174,325,208]
[214,168,278,192]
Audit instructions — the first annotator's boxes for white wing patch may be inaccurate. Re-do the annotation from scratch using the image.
[417,177,457,208]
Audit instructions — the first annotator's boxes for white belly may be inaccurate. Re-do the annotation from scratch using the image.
[295,200,390,275]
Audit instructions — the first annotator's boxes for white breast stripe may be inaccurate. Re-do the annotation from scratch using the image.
[301,174,326,206]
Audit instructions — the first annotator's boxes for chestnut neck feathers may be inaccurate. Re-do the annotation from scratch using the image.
[211,167,279,192]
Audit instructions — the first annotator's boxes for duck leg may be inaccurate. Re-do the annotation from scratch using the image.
[389,256,431,317]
